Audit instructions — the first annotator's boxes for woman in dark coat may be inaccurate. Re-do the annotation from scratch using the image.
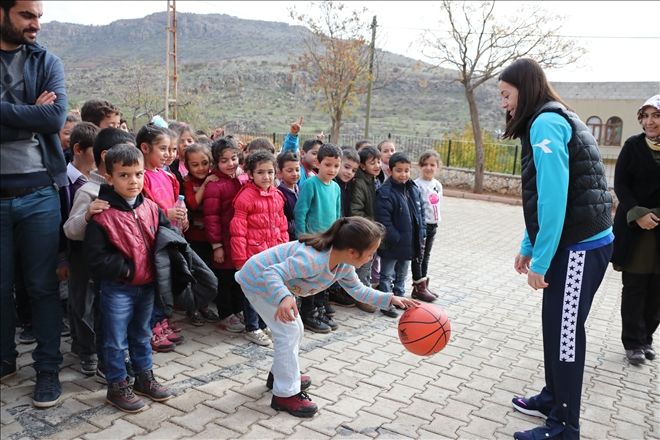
[611,95,660,366]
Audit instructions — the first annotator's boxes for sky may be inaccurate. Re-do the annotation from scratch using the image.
[41,1,660,83]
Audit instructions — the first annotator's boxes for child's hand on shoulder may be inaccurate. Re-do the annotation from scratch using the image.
[276,295,299,322]
[203,174,219,185]
[85,199,110,221]
[290,116,304,135]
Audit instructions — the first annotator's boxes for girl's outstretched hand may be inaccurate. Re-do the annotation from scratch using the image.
[276,295,299,322]
[390,296,420,309]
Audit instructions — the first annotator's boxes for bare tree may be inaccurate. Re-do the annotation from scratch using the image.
[423,1,583,193]
[290,1,372,141]
[115,63,164,130]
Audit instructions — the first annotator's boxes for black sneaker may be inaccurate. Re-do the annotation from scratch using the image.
[107,379,145,413]
[511,396,549,418]
[302,313,331,334]
[188,311,205,327]
[33,371,62,408]
[1,359,17,381]
[18,326,36,344]
[329,288,356,307]
[643,345,656,360]
[133,370,174,402]
[318,310,338,331]
[380,305,399,318]
[199,307,220,322]
[626,349,646,365]
[80,356,98,376]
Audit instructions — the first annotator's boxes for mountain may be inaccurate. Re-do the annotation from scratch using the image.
[39,12,504,138]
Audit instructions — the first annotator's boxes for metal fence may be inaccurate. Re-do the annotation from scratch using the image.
[231,131,617,183]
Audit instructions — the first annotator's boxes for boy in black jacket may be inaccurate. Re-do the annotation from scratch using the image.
[84,144,173,413]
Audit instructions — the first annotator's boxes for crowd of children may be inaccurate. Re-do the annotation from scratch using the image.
[13,99,445,416]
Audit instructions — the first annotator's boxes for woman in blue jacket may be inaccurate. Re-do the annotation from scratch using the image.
[498,58,613,440]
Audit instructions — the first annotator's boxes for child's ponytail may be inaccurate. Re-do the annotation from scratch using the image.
[299,217,385,253]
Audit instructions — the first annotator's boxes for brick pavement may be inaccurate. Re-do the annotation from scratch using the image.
[1,196,658,440]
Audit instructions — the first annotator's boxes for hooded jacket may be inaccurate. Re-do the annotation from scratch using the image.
[203,170,242,269]
[85,185,168,285]
[230,182,289,268]
[0,42,68,188]
[375,178,426,260]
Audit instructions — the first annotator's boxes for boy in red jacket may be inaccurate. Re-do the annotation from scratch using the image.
[84,144,173,413]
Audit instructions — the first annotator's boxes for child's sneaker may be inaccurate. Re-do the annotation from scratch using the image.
[151,323,176,353]
[644,345,656,360]
[133,370,174,402]
[106,379,145,413]
[163,318,182,334]
[271,391,318,417]
[80,355,98,376]
[380,305,399,318]
[18,325,36,344]
[199,307,220,322]
[511,396,549,418]
[217,314,245,333]
[160,319,184,344]
[187,311,205,327]
[262,327,273,339]
[245,329,272,346]
[302,312,331,333]
[266,371,311,390]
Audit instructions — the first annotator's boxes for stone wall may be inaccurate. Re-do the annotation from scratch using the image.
[438,167,522,196]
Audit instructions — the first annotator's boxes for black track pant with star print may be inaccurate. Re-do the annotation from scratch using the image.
[531,243,612,439]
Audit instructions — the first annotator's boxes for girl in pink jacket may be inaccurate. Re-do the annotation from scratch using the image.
[230,151,289,346]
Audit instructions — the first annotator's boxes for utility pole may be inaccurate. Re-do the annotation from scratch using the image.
[164,0,178,120]
[364,15,377,139]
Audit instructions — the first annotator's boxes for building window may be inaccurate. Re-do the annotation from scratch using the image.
[587,116,602,143]
[603,116,623,146]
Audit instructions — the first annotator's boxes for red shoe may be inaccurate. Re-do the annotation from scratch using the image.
[271,391,318,417]
[163,318,182,334]
[160,320,184,344]
[151,323,176,353]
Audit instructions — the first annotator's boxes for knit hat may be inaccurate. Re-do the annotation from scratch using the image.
[637,94,660,119]
[93,127,136,166]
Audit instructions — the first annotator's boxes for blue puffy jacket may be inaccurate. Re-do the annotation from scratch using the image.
[374,179,426,260]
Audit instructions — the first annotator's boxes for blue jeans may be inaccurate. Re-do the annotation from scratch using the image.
[100,281,154,383]
[1,186,63,372]
[378,258,411,298]
[243,296,266,332]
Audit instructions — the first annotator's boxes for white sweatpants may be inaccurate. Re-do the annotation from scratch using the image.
[244,290,304,397]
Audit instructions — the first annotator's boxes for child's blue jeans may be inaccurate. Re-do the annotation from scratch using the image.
[378,258,411,297]
[100,281,154,384]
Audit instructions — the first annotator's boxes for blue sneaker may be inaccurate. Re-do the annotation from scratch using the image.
[33,371,62,408]
[511,396,549,418]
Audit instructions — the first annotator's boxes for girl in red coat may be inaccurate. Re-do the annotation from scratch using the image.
[231,151,289,346]
[203,137,246,334]
[182,143,220,325]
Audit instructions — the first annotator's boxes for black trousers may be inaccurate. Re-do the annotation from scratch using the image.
[68,245,99,358]
[621,272,660,350]
[526,243,612,440]
[213,268,244,320]
[412,223,438,281]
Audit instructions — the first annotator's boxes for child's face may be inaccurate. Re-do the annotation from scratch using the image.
[249,161,276,191]
[140,135,170,170]
[177,131,195,158]
[74,144,96,172]
[217,148,239,177]
[337,158,359,183]
[186,151,211,180]
[316,156,341,183]
[379,142,395,165]
[165,139,177,166]
[420,157,439,180]
[302,145,320,170]
[361,156,382,177]
[279,160,300,188]
[390,161,411,185]
[349,241,380,267]
[98,113,121,129]
[106,159,144,199]
[59,121,75,151]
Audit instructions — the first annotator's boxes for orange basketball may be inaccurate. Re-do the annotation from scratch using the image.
[398,303,451,356]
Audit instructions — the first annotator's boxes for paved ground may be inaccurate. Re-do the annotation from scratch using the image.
[2,196,658,440]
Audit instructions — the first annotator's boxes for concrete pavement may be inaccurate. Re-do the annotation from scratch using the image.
[1,196,658,439]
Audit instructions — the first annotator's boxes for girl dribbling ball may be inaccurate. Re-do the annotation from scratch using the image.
[234,216,418,417]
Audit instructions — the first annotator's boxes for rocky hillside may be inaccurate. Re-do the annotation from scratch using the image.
[40,12,504,137]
